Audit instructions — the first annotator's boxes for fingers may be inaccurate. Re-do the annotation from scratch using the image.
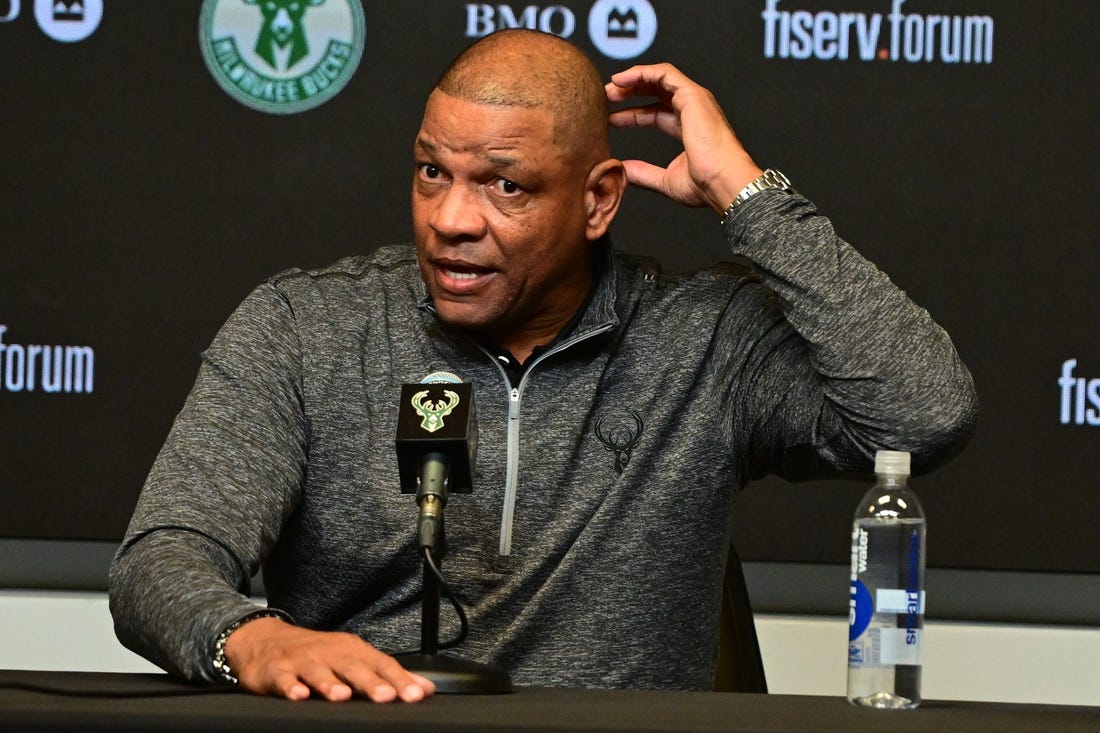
[261,653,430,703]
[605,62,691,103]
[380,656,437,702]
[294,664,358,702]
[264,662,401,703]
[295,643,433,703]
[605,63,726,142]
[268,670,311,701]
[410,673,437,694]
[227,619,433,703]
[604,60,759,212]
[620,159,676,195]
[341,649,435,703]
[608,103,682,139]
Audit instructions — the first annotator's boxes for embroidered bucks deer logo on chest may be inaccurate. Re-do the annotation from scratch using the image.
[594,411,644,475]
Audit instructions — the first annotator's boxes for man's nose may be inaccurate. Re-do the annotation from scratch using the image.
[429,183,488,241]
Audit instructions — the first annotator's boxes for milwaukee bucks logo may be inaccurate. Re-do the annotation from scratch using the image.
[412,390,460,433]
[595,410,644,474]
[199,0,366,114]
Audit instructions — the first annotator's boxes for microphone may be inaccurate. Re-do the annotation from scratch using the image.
[395,381,476,551]
[392,379,510,694]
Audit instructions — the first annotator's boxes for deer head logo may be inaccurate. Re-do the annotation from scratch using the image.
[411,389,460,433]
[243,0,325,72]
[595,411,644,475]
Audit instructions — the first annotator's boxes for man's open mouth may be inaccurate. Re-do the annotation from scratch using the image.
[433,260,496,293]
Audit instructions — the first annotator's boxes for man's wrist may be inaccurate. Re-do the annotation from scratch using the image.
[706,161,764,216]
[212,609,287,686]
[719,169,795,226]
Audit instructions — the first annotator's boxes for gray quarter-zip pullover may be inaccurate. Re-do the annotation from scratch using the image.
[109,191,976,690]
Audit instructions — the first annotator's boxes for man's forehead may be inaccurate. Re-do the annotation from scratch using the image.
[422,89,553,125]
[416,93,559,156]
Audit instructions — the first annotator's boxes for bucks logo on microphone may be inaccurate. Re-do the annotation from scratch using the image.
[199,0,366,114]
[396,382,477,495]
[412,389,460,433]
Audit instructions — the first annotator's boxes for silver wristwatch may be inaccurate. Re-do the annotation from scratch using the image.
[720,169,794,225]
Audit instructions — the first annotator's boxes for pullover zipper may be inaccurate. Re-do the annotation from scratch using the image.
[486,325,614,556]
[500,386,521,555]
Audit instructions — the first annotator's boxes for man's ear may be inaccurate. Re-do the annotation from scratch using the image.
[584,158,627,241]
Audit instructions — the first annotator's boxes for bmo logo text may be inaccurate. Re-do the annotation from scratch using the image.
[466,1,658,59]
[467,4,577,38]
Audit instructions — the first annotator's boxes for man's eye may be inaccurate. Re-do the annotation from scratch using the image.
[420,164,441,179]
[493,178,521,195]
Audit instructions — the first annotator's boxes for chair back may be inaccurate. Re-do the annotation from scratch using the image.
[713,543,768,692]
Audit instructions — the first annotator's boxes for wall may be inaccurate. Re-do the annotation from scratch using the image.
[4,0,1100,577]
[2,0,1098,709]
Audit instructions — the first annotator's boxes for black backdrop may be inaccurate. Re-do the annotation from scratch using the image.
[2,0,1098,575]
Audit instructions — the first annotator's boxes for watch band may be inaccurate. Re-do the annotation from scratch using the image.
[720,169,794,225]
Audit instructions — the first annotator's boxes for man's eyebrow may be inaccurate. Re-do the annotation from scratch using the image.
[413,138,530,175]
[486,153,521,170]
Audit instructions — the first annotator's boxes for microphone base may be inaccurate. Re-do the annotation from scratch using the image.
[395,653,512,694]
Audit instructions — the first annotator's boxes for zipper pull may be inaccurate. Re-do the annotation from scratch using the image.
[509,387,520,418]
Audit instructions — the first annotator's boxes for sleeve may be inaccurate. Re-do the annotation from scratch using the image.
[108,280,306,682]
[721,190,978,480]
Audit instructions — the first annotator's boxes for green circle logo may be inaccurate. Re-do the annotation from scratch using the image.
[199,0,365,115]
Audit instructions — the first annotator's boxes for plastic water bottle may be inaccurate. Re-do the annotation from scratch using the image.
[847,450,926,709]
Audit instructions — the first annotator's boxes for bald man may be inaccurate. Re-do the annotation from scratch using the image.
[110,30,976,701]
[413,30,624,365]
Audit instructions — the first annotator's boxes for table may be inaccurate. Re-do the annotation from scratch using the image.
[2,670,1098,732]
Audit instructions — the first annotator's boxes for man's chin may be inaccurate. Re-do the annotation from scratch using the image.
[431,300,501,333]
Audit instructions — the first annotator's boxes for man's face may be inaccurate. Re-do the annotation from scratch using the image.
[412,90,595,341]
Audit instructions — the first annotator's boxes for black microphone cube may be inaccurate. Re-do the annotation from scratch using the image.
[395,382,476,494]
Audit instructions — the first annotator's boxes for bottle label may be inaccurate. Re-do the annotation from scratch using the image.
[875,589,925,614]
[848,578,873,641]
[849,626,924,668]
[878,628,923,665]
[848,526,871,641]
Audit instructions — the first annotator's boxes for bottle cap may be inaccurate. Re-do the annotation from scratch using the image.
[874,450,911,476]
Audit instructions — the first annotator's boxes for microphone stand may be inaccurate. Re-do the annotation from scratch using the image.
[420,546,442,656]
[396,452,512,694]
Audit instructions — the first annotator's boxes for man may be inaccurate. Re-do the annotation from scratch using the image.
[109,30,976,703]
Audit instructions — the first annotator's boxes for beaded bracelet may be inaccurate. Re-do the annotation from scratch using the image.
[211,609,286,686]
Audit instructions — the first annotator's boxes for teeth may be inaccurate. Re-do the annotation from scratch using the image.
[444,269,482,280]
